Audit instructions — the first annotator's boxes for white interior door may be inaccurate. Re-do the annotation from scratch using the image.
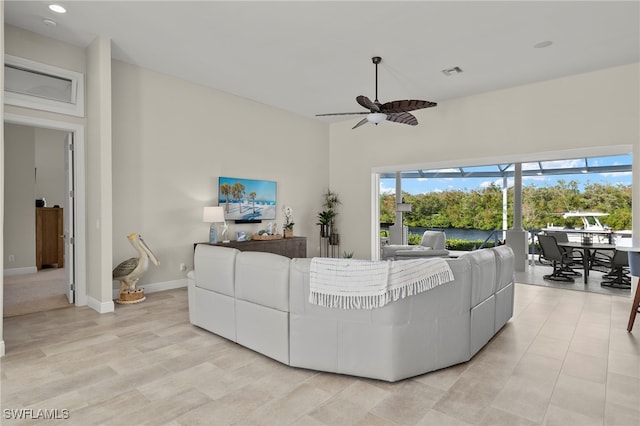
[64,133,75,303]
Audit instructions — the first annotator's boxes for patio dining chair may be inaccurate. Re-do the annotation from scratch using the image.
[601,249,631,289]
[537,234,577,282]
[544,231,583,275]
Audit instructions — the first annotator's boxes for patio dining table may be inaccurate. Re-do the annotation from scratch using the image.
[557,241,616,284]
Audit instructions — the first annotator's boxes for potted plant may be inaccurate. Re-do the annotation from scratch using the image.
[316,210,335,237]
[282,205,294,238]
[317,190,341,245]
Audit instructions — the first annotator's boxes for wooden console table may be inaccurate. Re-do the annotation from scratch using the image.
[196,236,307,259]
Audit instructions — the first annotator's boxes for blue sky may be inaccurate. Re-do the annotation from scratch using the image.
[380,155,632,195]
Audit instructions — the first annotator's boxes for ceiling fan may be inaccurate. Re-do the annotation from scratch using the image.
[317,56,437,129]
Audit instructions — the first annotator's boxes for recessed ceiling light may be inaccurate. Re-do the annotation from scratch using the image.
[534,40,553,49]
[48,4,66,14]
[442,66,463,76]
[43,18,57,27]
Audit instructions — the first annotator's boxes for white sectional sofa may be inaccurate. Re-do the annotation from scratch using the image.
[188,245,515,382]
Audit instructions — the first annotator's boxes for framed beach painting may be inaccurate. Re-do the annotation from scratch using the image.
[218,176,277,221]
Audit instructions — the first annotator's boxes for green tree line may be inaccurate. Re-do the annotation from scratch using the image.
[381,180,632,231]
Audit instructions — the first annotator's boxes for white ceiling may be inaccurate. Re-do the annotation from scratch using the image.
[4,1,640,124]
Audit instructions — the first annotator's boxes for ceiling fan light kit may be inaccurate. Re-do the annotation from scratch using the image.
[316,56,437,129]
[367,112,387,124]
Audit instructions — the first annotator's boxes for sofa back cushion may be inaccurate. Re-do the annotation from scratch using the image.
[420,231,446,249]
[459,249,496,307]
[194,244,239,296]
[492,245,515,291]
[235,251,291,311]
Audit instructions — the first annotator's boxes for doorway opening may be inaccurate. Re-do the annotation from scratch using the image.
[3,113,86,316]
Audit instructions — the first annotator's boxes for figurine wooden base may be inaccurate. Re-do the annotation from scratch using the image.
[116,288,146,304]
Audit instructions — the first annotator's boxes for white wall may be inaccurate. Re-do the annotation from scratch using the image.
[3,24,90,302]
[329,64,640,259]
[3,123,35,270]
[111,60,330,287]
[86,36,114,309]
[3,25,330,315]
[1,0,6,357]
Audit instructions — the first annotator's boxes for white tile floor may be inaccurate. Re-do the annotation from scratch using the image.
[1,283,639,425]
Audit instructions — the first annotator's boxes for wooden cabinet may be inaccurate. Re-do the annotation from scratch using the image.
[36,207,64,269]
[197,236,307,258]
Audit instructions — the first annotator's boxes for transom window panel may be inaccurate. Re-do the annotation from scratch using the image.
[4,55,84,117]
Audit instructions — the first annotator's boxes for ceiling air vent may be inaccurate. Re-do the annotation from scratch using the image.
[442,66,463,76]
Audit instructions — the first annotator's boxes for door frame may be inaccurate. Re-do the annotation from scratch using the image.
[4,112,87,307]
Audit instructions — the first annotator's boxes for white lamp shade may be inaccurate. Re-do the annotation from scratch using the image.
[367,112,387,124]
[203,206,225,223]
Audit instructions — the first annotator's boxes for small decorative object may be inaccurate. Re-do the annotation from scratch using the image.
[252,229,283,240]
[581,233,593,245]
[113,233,160,304]
[202,206,228,244]
[236,231,247,242]
[343,251,354,258]
[282,205,294,238]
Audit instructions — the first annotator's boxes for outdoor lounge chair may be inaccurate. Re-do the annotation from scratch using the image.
[381,230,449,260]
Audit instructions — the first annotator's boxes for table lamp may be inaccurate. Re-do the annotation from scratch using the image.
[202,206,227,244]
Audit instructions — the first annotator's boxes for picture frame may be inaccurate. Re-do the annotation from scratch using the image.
[218,176,277,221]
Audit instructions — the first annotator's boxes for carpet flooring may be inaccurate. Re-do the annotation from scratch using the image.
[3,268,71,317]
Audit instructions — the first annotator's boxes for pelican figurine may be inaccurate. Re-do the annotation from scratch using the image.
[113,233,159,303]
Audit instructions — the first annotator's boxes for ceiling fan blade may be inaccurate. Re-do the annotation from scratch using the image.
[386,112,418,126]
[316,112,368,117]
[356,95,380,112]
[352,117,369,129]
[380,99,437,113]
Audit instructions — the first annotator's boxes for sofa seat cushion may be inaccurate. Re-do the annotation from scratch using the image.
[235,251,290,311]
[236,299,289,364]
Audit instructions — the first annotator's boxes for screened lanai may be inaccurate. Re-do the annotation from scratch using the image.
[379,154,632,182]
[378,153,633,295]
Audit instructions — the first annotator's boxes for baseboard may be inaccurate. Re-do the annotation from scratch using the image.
[3,266,38,277]
[87,296,115,314]
[111,278,187,300]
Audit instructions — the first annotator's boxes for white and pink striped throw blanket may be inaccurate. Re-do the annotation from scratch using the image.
[309,257,454,309]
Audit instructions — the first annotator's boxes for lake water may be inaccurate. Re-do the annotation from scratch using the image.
[409,227,500,242]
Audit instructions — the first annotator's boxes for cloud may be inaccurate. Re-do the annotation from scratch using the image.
[379,182,395,195]
[600,171,632,178]
[539,159,584,169]
[480,178,513,189]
